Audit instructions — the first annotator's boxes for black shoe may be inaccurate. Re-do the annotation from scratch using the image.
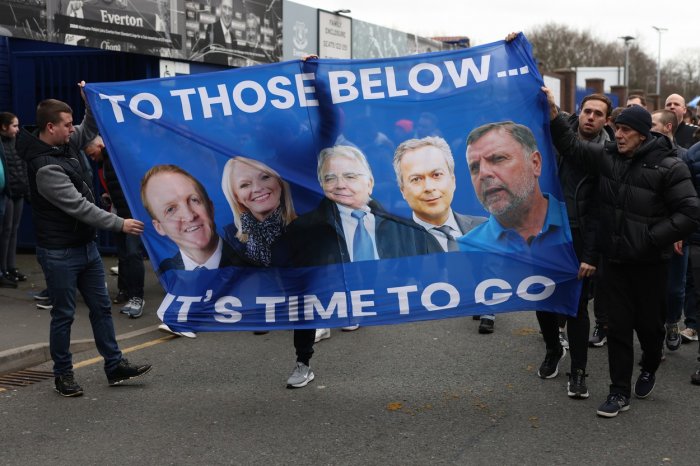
[634,370,656,398]
[478,318,494,334]
[596,393,630,418]
[538,346,566,379]
[472,315,481,321]
[8,268,27,281]
[54,374,84,397]
[0,274,17,288]
[113,290,129,305]
[253,331,269,335]
[107,359,152,386]
[691,368,700,385]
[567,369,589,399]
[588,324,607,347]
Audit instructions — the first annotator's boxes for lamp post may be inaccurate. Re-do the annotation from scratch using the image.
[652,26,668,95]
[619,35,635,89]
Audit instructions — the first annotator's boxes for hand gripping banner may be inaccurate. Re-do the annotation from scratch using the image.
[85,33,581,333]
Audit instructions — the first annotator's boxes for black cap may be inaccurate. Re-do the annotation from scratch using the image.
[614,105,652,138]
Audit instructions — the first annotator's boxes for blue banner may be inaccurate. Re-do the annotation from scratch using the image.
[85,33,581,332]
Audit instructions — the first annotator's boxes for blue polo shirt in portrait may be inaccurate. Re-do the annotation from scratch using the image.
[458,193,578,271]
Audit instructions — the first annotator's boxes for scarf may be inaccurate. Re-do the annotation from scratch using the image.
[241,206,284,266]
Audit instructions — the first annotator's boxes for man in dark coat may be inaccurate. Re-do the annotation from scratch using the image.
[545,88,700,418]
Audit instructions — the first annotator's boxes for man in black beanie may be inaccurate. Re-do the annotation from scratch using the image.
[543,88,700,418]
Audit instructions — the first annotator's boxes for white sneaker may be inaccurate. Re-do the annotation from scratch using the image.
[314,328,331,343]
[680,327,699,342]
[158,323,196,339]
[286,362,314,388]
[341,324,360,331]
[110,266,119,275]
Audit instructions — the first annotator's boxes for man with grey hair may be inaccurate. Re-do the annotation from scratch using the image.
[393,136,490,332]
[275,144,435,389]
[459,121,574,371]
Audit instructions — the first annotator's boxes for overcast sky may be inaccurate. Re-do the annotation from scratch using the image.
[293,0,698,63]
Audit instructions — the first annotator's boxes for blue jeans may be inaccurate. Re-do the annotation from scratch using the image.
[36,242,122,376]
[666,243,689,324]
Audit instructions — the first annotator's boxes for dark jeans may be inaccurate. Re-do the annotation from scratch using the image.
[536,276,591,372]
[597,259,666,398]
[37,242,122,376]
[666,243,688,324]
[114,232,145,299]
[0,196,23,272]
[294,329,315,365]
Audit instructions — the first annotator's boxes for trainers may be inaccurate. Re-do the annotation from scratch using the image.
[566,369,589,399]
[113,290,129,305]
[681,328,699,342]
[665,323,681,351]
[596,393,630,418]
[341,324,360,331]
[110,266,119,275]
[478,318,494,334]
[287,362,314,388]
[125,297,145,319]
[54,373,84,397]
[559,329,569,349]
[589,324,607,347]
[34,289,51,301]
[8,268,27,281]
[0,274,17,288]
[107,359,152,386]
[691,368,700,385]
[538,346,566,379]
[633,370,656,398]
[158,323,196,339]
[315,328,331,343]
[36,302,53,311]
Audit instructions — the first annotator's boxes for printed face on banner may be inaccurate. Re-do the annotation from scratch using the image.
[399,145,456,226]
[229,161,283,221]
[467,128,541,217]
[321,156,374,210]
[144,171,217,261]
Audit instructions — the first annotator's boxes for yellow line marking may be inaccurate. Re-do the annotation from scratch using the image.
[73,335,176,369]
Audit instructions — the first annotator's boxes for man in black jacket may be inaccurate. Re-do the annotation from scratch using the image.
[536,93,611,398]
[16,84,152,397]
[544,87,700,418]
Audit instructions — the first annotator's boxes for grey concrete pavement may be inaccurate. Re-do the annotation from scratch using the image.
[2,307,700,465]
[0,252,164,374]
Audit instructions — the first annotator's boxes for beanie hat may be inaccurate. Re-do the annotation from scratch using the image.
[614,105,651,138]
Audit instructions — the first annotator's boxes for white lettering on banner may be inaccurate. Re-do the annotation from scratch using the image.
[175,295,203,322]
[421,282,460,311]
[475,276,557,305]
[214,296,243,323]
[163,275,557,326]
[129,93,162,120]
[304,292,348,320]
[97,55,496,124]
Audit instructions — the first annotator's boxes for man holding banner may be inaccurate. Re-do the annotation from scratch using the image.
[17,84,152,397]
[545,88,700,418]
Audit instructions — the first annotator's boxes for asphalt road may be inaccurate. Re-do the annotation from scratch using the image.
[2,311,699,465]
